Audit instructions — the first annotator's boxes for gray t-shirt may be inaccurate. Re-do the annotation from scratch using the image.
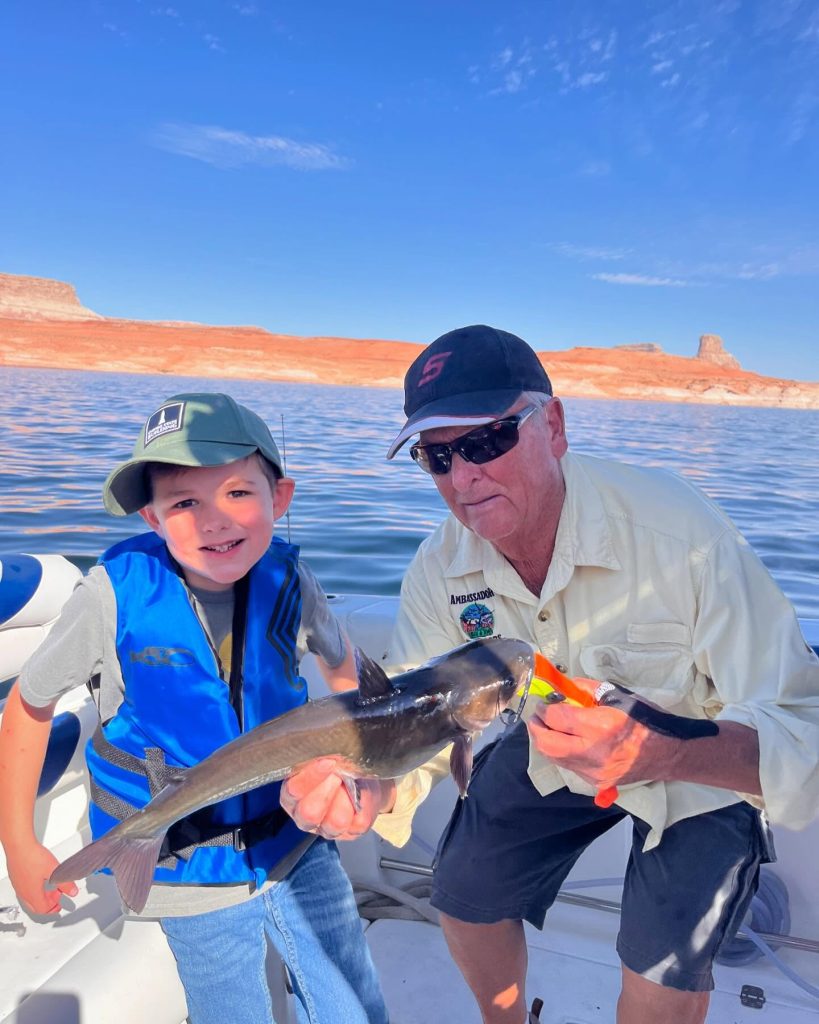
[19,558,347,917]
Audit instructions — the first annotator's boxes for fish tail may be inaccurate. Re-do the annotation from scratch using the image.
[50,831,165,914]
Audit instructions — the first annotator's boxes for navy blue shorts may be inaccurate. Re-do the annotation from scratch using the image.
[430,722,773,992]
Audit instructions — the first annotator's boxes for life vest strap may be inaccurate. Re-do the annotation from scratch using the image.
[92,726,178,796]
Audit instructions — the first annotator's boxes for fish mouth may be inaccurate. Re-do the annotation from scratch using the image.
[495,651,535,727]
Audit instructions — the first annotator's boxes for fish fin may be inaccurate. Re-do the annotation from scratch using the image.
[340,774,362,812]
[50,832,165,915]
[354,646,395,703]
[450,733,474,798]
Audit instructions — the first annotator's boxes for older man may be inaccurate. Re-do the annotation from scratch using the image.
[282,325,819,1024]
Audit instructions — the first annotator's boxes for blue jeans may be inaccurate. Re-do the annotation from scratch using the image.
[160,839,388,1024]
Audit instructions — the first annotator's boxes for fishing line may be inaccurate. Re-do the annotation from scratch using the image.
[280,413,291,543]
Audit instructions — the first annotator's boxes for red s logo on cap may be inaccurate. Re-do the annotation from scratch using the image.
[418,351,452,387]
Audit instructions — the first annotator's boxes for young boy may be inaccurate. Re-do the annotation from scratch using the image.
[0,392,389,1024]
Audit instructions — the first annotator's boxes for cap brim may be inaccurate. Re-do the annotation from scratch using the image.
[103,441,259,516]
[386,388,525,459]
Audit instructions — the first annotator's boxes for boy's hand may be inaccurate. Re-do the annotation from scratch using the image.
[6,841,78,916]
[280,758,396,840]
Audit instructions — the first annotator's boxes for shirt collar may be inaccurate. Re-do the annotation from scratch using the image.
[444,451,621,587]
[559,452,621,572]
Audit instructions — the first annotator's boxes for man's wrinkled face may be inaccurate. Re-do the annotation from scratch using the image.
[420,398,567,546]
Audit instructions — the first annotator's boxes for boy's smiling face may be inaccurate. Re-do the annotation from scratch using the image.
[139,456,294,591]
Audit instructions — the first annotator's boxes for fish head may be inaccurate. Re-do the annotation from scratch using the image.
[436,636,534,732]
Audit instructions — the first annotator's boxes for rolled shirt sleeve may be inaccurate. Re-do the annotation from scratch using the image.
[693,529,819,828]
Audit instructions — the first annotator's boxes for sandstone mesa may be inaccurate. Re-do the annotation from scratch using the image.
[1,272,817,410]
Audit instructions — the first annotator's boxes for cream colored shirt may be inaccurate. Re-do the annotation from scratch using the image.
[373,451,819,851]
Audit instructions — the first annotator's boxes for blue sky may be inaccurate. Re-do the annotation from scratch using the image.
[2,1,818,380]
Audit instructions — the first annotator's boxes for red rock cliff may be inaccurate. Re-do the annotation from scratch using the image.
[0,272,101,321]
[1,271,818,410]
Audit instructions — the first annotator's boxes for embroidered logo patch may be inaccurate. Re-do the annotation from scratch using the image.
[418,351,452,387]
[145,402,185,446]
[450,587,495,606]
[459,602,494,639]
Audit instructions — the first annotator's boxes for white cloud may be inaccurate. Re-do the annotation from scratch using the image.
[593,272,689,287]
[644,30,673,48]
[699,248,819,280]
[491,70,524,95]
[735,263,781,280]
[487,44,537,94]
[579,159,611,177]
[575,71,608,88]
[800,12,819,42]
[153,123,351,171]
[554,243,630,260]
[787,90,819,143]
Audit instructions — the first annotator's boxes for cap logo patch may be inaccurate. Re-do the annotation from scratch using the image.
[418,351,452,387]
[145,402,185,446]
[459,602,494,639]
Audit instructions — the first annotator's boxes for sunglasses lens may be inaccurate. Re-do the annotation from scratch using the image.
[411,444,451,475]
[409,407,533,475]
[459,420,520,465]
[427,447,452,475]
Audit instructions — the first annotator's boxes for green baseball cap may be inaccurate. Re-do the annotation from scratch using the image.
[102,392,284,516]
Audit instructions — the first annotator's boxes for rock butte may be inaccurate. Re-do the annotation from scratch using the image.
[2,272,818,409]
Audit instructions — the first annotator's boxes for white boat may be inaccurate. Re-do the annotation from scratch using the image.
[2,553,819,1023]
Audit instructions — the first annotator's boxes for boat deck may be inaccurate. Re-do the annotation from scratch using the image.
[3,589,819,1023]
[367,905,819,1023]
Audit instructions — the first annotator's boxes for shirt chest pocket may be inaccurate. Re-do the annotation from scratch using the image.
[578,621,695,711]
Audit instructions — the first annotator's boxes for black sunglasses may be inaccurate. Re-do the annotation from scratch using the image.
[409,405,538,476]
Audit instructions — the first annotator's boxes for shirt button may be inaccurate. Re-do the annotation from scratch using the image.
[556,663,567,674]
[538,609,550,622]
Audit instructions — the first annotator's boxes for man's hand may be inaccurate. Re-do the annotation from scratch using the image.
[280,758,396,841]
[529,696,666,791]
[529,677,763,799]
[6,841,78,917]
[528,677,717,791]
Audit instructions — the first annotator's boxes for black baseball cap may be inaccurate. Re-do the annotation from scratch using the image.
[387,325,553,458]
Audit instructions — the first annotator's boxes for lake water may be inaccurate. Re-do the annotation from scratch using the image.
[2,366,819,618]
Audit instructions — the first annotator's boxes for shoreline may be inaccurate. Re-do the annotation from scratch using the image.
[3,271,819,411]
[3,314,819,410]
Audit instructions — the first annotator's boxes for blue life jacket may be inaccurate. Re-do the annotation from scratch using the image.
[86,531,309,891]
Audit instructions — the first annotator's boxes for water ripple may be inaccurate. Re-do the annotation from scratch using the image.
[2,368,818,616]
